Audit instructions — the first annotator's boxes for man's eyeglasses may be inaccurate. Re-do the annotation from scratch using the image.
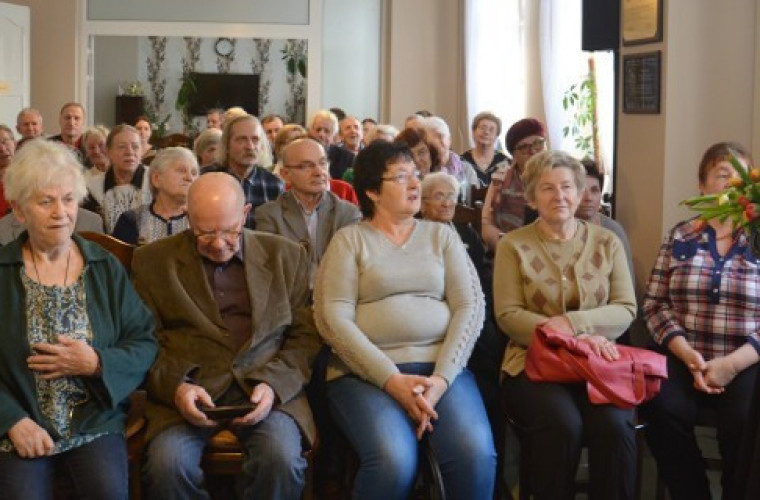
[284,157,329,171]
[514,138,546,153]
[382,170,422,185]
[193,224,243,244]
[423,192,457,202]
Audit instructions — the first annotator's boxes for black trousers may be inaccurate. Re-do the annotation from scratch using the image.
[502,372,636,500]
[641,354,758,500]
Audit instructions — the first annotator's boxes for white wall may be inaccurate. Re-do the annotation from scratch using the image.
[93,36,139,127]
[616,0,758,292]
[87,0,309,24]
[662,0,756,232]
[321,0,381,120]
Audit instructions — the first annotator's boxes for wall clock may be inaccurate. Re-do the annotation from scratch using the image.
[215,38,234,58]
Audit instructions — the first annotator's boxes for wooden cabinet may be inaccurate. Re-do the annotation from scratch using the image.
[115,96,144,126]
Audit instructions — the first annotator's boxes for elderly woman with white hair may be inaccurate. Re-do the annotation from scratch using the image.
[112,147,199,245]
[424,116,479,205]
[81,125,111,179]
[0,140,156,498]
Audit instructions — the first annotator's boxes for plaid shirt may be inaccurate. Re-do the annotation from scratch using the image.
[202,164,284,229]
[643,218,760,359]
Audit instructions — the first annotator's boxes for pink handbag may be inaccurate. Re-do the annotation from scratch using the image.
[525,326,668,409]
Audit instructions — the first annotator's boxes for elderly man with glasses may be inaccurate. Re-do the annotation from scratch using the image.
[254,137,360,287]
[132,172,320,500]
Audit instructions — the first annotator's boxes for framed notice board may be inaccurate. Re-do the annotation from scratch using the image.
[622,0,663,46]
[623,51,661,114]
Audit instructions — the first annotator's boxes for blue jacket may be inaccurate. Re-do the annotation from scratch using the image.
[0,233,157,441]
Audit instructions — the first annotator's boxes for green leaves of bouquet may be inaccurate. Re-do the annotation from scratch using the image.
[681,151,760,235]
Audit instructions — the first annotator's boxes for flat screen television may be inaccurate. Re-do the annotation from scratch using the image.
[187,72,259,116]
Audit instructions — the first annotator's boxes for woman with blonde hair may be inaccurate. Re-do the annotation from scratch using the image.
[495,149,637,499]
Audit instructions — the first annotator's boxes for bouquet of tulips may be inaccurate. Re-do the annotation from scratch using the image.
[681,152,760,235]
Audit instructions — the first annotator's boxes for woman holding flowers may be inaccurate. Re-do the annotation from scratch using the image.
[642,141,759,500]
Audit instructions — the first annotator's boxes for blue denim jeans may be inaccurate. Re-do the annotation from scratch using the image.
[143,410,306,500]
[0,433,128,500]
[327,363,496,500]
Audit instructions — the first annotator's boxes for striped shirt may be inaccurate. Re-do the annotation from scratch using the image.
[643,218,760,359]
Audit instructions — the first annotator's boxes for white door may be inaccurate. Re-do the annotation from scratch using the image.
[0,2,30,136]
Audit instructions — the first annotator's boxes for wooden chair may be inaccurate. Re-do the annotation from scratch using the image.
[453,203,483,236]
[156,133,191,149]
[201,431,315,500]
[79,232,145,498]
[471,185,489,205]
[79,232,134,269]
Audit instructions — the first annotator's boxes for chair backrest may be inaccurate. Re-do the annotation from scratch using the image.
[79,231,135,271]
[471,185,489,205]
[157,133,191,149]
[453,203,482,236]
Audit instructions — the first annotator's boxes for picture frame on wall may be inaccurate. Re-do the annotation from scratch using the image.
[623,51,661,114]
[622,0,663,46]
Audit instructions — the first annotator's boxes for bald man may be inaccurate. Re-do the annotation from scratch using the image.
[254,137,360,286]
[132,173,320,500]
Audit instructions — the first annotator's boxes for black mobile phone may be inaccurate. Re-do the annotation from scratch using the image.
[198,403,257,420]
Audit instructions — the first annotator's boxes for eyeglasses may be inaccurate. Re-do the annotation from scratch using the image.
[514,138,546,153]
[423,192,457,202]
[193,221,243,244]
[284,158,329,171]
[382,170,422,185]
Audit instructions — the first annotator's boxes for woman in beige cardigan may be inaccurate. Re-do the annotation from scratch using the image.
[494,150,637,500]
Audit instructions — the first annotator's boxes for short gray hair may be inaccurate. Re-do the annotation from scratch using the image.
[424,116,451,141]
[421,171,459,199]
[3,140,87,206]
[81,125,110,146]
[522,150,586,204]
[365,124,399,145]
[193,128,222,162]
[307,109,339,135]
[149,147,199,196]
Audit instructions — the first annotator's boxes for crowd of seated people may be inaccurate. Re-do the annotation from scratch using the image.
[1,100,759,500]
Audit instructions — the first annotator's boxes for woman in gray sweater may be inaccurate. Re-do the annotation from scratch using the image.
[314,141,495,499]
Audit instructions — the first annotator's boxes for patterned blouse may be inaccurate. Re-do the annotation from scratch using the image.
[111,202,190,246]
[0,267,105,455]
[643,218,760,360]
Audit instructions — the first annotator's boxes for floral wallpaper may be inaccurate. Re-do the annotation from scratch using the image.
[137,36,307,135]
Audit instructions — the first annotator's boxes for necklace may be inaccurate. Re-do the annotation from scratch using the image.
[29,244,72,286]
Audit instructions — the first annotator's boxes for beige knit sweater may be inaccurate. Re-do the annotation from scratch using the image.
[494,220,637,375]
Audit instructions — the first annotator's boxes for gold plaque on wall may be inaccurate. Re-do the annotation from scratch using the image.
[622,0,663,46]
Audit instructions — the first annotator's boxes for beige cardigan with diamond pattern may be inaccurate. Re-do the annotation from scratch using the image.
[494,220,637,376]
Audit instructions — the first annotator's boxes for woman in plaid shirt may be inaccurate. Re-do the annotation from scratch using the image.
[642,142,758,500]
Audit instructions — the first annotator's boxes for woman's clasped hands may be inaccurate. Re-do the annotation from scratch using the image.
[383,372,449,440]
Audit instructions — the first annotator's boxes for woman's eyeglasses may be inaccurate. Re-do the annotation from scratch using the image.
[514,138,546,153]
[382,170,422,185]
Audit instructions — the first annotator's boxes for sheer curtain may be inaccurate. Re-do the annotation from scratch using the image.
[465,0,615,182]
[464,0,526,149]
[538,0,614,178]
